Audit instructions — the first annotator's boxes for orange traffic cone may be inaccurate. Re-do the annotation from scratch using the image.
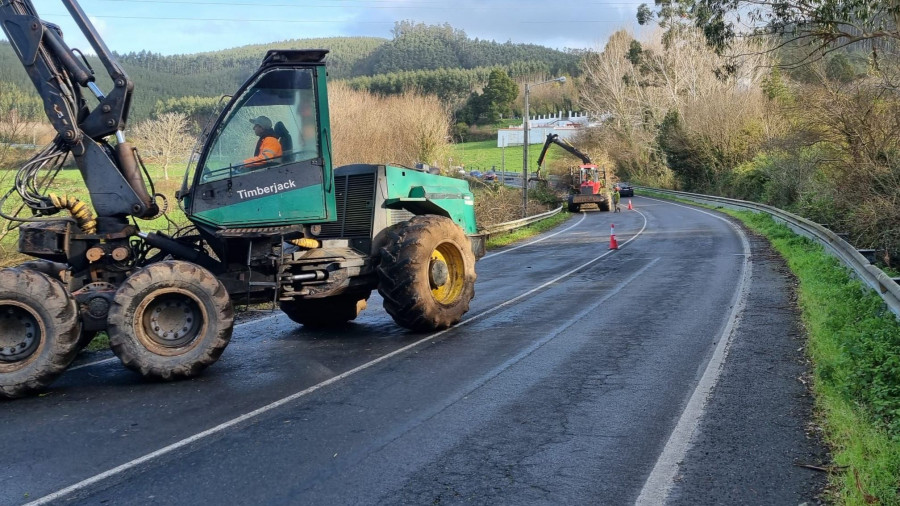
[609,223,619,250]
[627,199,633,210]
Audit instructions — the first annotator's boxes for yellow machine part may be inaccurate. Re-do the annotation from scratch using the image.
[49,193,97,234]
[290,238,320,249]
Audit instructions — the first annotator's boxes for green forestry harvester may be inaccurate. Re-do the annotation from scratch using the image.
[0,0,482,398]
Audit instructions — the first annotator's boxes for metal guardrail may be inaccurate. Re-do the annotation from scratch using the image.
[478,206,563,236]
[640,186,900,319]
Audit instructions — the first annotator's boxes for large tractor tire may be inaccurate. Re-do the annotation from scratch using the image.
[15,260,98,349]
[599,200,611,212]
[0,267,81,398]
[378,215,477,331]
[108,260,233,380]
[567,202,581,213]
[280,292,370,328]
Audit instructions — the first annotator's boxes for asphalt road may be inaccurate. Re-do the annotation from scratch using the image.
[0,197,825,505]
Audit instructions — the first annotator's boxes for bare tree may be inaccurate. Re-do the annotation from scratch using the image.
[129,112,193,180]
[578,27,776,188]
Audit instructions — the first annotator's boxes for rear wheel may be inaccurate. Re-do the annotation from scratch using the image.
[280,292,370,328]
[378,215,476,331]
[568,201,580,213]
[0,268,81,398]
[599,200,611,212]
[14,260,98,348]
[108,261,233,380]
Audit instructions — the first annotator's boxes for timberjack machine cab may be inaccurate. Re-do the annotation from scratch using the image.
[0,0,482,398]
[535,133,609,212]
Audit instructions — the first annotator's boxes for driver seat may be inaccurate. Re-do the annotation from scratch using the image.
[274,121,294,162]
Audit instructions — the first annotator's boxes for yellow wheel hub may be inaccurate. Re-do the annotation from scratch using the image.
[429,243,465,304]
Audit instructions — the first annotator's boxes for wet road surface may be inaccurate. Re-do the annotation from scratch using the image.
[1,197,825,505]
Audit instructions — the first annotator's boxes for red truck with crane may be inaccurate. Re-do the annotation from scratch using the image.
[534,133,610,212]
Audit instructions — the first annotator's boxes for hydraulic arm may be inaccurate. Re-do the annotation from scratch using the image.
[0,0,156,224]
[535,133,592,168]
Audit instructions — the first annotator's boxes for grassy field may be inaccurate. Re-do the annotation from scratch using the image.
[447,139,566,176]
[645,191,900,505]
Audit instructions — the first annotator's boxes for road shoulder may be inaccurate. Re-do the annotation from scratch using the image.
[668,226,829,504]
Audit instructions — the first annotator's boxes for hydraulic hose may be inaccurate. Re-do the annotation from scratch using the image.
[290,238,320,249]
[47,193,97,234]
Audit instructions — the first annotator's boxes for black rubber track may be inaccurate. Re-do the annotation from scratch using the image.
[377,215,476,331]
[0,267,81,398]
[107,260,233,380]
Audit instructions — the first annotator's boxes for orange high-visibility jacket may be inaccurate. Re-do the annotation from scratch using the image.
[244,135,283,167]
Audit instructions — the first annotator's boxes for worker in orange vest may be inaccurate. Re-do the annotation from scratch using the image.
[244,116,283,168]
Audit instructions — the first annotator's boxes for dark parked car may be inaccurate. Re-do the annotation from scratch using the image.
[469,170,483,179]
[616,181,634,197]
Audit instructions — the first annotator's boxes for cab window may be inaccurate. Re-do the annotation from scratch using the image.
[198,68,320,182]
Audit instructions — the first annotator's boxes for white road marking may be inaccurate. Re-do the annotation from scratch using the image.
[27,211,649,506]
[635,197,752,506]
[67,357,117,371]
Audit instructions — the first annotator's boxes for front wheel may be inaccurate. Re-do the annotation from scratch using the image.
[0,268,81,398]
[108,261,233,380]
[378,215,476,331]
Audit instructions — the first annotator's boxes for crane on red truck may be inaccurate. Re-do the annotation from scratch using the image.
[535,133,609,212]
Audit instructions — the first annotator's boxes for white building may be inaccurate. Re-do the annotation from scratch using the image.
[497,111,592,147]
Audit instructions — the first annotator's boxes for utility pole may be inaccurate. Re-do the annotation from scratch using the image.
[522,76,566,218]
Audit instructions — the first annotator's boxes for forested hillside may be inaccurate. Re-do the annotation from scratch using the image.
[0,21,580,121]
[115,36,387,80]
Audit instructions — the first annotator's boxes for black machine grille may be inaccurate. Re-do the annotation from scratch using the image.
[318,172,376,238]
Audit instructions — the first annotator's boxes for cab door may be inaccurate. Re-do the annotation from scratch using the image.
[187,65,335,228]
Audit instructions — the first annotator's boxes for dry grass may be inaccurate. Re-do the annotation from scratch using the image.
[472,183,552,228]
[328,82,452,169]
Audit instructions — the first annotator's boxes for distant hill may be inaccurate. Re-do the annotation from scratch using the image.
[114,36,386,81]
[0,22,581,121]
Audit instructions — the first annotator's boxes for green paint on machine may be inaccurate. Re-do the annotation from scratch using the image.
[192,183,331,227]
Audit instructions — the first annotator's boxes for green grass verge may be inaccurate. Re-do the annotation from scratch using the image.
[485,210,571,250]
[645,191,900,505]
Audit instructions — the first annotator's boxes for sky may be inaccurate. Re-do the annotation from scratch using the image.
[30,0,649,56]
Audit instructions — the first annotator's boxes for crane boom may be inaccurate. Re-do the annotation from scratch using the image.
[0,0,155,220]
[535,133,592,169]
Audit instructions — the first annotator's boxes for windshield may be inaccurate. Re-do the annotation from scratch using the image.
[198,68,320,183]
